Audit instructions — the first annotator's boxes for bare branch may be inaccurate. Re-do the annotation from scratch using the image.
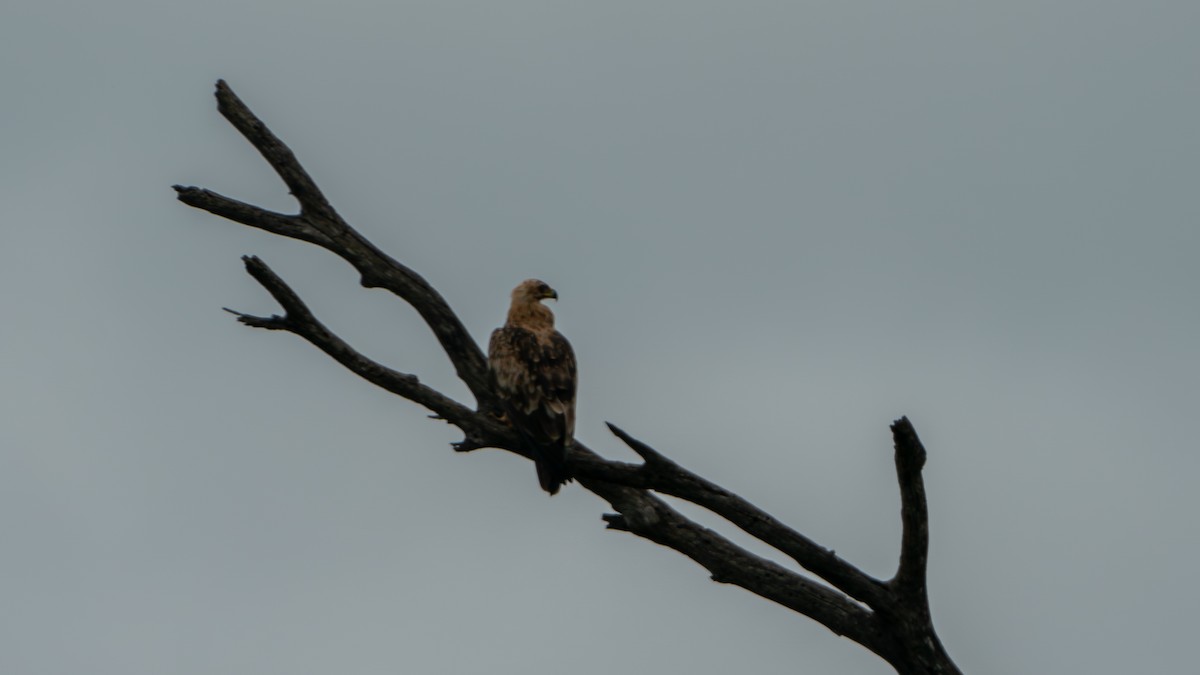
[213,79,337,220]
[228,255,492,442]
[173,186,333,247]
[175,80,492,406]
[238,254,316,320]
[600,423,889,608]
[890,416,930,598]
[576,476,888,655]
[178,80,961,675]
[218,260,886,646]
[585,480,888,648]
[219,257,883,644]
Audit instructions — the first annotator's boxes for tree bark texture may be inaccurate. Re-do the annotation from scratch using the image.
[175,80,963,675]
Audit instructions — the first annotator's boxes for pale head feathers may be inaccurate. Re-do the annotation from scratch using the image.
[511,279,558,302]
[507,279,558,332]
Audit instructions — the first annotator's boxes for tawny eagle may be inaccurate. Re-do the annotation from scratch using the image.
[488,279,577,494]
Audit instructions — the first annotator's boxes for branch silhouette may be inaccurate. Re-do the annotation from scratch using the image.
[175,80,961,675]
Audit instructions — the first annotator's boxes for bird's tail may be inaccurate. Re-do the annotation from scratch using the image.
[531,441,571,495]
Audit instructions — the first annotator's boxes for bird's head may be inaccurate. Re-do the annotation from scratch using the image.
[513,279,558,303]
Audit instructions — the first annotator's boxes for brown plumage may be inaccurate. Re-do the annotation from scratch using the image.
[488,279,577,494]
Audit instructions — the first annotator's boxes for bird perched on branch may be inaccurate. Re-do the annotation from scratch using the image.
[488,279,577,494]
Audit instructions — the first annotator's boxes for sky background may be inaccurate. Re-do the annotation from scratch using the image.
[3,2,1198,673]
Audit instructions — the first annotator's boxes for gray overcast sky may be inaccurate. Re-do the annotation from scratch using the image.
[3,2,1197,673]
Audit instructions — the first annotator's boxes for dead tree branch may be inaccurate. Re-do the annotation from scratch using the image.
[175,80,961,675]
